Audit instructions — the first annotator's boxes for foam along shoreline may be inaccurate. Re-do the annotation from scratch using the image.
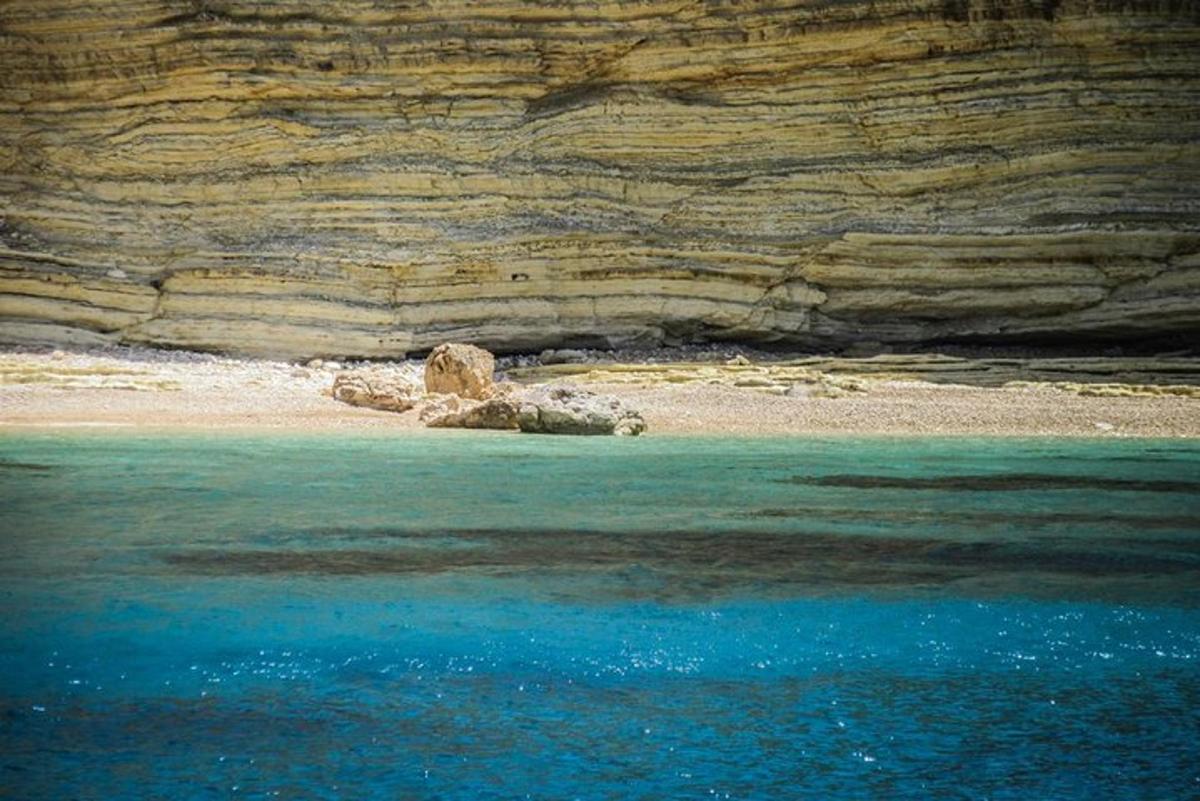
[1,346,1199,438]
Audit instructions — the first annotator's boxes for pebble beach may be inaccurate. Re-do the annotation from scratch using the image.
[2,345,1198,438]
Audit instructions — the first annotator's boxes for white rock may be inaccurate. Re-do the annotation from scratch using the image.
[516,386,645,436]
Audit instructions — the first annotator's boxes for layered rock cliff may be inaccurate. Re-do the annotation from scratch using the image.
[1,0,1198,358]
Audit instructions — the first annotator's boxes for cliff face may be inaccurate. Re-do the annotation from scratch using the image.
[1,0,1198,358]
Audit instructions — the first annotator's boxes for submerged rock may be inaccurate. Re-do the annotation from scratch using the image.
[516,386,646,436]
[331,372,416,413]
[424,343,495,400]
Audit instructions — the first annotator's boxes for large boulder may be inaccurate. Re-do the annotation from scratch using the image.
[331,372,416,413]
[420,395,520,430]
[424,343,496,400]
[516,386,646,436]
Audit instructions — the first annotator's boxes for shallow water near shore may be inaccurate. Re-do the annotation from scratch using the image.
[1,432,1198,799]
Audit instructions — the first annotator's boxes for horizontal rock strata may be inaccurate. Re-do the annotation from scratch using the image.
[510,354,1200,394]
[2,1,1198,357]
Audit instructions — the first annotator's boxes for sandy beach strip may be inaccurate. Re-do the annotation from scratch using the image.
[1,347,1198,438]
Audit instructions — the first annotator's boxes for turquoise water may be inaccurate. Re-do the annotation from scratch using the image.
[1,432,1198,799]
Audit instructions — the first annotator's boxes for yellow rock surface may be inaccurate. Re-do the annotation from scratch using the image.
[1,1,1197,357]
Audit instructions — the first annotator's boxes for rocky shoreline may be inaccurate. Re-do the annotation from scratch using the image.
[1,344,1199,438]
[334,343,647,435]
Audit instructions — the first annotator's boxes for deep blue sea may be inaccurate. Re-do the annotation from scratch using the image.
[1,432,1198,800]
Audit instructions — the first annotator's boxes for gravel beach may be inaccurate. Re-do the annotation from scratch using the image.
[2,346,1198,438]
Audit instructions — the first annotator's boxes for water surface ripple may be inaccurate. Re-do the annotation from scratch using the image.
[1,433,1198,799]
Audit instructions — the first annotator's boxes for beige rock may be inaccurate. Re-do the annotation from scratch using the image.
[422,396,522,430]
[331,372,416,413]
[419,394,462,423]
[424,344,496,400]
[733,376,777,388]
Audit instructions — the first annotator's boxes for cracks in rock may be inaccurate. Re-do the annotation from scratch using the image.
[729,240,838,336]
[651,181,716,230]
[526,36,649,120]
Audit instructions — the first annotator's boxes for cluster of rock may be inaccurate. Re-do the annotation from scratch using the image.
[332,343,645,436]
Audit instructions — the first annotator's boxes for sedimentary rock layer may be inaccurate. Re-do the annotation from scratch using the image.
[1,0,1198,357]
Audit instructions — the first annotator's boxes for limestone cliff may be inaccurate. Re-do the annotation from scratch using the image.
[1,0,1198,358]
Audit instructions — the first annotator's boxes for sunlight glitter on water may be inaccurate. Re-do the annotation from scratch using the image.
[1,433,1198,799]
